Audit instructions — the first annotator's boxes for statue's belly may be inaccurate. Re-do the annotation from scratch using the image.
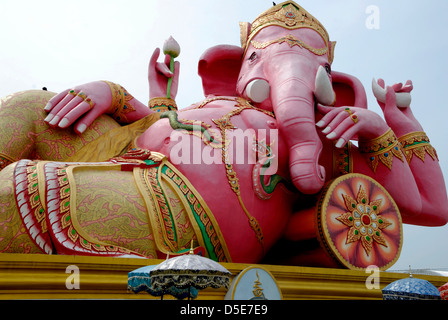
[136,103,287,168]
[134,103,293,262]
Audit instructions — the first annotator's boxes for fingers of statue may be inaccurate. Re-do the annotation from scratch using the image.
[73,105,106,134]
[316,104,351,131]
[316,103,334,116]
[149,47,161,71]
[45,89,95,129]
[391,80,413,93]
[45,90,68,112]
[158,53,174,77]
[149,48,172,77]
[394,80,413,93]
[44,90,79,124]
[59,100,95,129]
[156,61,173,78]
[377,78,386,89]
[384,85,398,108]
[402,80,413,92]
[148,47,181,99]
[391,82,403,92]
[169,60,180,98]
[149,51,161,78]
[316,105,359,148]
[149,48,169,97]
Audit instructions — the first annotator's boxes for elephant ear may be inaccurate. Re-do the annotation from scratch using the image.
[198,44,243,97]
[331,71,368,109]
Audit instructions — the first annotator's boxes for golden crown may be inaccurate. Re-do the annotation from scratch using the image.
[240,1,335,63]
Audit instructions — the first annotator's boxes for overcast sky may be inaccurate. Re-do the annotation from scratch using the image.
[0,0,447,272]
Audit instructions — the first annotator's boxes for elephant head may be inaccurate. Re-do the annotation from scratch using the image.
[198,2,367,194]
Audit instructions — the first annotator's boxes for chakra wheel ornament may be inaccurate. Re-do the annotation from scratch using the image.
[316,174,403,270]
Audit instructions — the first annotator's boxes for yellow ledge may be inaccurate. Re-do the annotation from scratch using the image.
[0,253,446,300]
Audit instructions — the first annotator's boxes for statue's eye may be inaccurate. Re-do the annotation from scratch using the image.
[325,64,331,75]
[249,52,258,62]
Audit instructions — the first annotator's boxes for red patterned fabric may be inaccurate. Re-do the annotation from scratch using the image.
[439,283,448,300]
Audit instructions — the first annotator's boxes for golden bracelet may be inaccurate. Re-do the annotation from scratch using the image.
[398,131,438,163]
[148,97,178,113]
[359,128,404,172]
[102,81,135,123]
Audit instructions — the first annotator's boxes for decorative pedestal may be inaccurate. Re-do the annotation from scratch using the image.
[0,253,446,300]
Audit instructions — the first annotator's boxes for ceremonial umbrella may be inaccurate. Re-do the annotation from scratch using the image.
[382,274,442,300]
[127,264,199,300]
[438,282,448,300]
[149,251,232,300]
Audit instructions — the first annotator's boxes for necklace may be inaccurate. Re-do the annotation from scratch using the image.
[168,97,275,248]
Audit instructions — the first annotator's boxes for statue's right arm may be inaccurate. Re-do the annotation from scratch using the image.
[44,80,153,134]
[44,48,180,135]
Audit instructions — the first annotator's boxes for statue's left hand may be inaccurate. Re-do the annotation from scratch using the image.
[148,47,180,99]
[44,81,113,134]
[374,79,423,137]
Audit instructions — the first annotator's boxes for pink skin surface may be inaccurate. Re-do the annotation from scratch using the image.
[313,82,448,227]
[40,26,448,263]
[136,102,294,263]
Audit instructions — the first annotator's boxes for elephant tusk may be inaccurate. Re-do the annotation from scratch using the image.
[372,78,387,102]
[246,79,270,103]
[314,66,335,106]
[372,78,412,108]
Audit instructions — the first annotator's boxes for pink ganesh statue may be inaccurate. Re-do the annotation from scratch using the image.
[0,1,446,271]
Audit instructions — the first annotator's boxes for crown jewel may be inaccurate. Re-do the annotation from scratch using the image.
[240,1,334,62]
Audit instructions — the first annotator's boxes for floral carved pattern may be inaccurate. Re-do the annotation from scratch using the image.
[336,185,392,256]
[316,174,402,270]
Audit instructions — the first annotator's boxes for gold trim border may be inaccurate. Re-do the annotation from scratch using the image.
[0,253,446,300]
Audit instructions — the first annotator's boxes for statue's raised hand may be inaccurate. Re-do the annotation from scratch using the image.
[148,47,180,99]
[44,81,113,134]
[372,78,423,137]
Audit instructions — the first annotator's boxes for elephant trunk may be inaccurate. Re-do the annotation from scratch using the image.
[268,62,327,195]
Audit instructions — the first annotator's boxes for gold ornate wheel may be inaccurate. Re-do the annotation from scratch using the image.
[316,174,403,270]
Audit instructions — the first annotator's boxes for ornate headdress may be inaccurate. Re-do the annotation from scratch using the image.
[240,1,335,64]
